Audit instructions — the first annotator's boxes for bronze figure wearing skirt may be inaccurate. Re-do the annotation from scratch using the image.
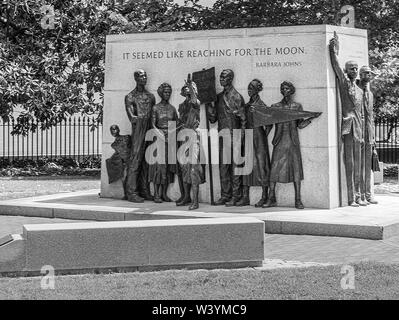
[148,83,178,203]
[263,81,319,209]
[238,79,272,207]
[176,80,205,210]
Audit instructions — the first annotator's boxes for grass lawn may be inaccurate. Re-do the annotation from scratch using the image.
[1,262,399,300]
[0,176,100,200]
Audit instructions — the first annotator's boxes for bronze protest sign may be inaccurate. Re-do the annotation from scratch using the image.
[192,67,217,103]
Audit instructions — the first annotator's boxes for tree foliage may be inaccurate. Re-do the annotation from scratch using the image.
[371,46,399,120]
[0,0,398,134]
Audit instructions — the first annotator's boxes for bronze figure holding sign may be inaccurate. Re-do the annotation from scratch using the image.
[176,77,205,210]
[264,81,320,209]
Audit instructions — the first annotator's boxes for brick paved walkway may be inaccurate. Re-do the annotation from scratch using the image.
[0,216,90,240]
[1,177,399,269]
[264,233,399,264]
[0,177,97,239]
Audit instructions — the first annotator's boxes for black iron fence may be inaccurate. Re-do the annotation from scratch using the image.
[375,119,399,164]
[0,117,397,164]
[0,117,102,161]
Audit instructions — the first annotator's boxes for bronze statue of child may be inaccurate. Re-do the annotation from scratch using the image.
[106,124,131,199]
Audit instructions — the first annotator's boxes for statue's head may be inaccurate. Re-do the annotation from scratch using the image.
[134,69,147,86]
[220,69,234,87]
[180,85,190,98]
[110,124,120,137]
[157,83,172,101]
[344,61,358,80]
[248,79,263,98]
[180,81,198,98]
[359,65,375,83]
[280,81,295,97]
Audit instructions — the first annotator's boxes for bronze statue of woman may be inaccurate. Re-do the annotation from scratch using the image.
[263,81,316,209]
[237,79,272,207]
[176,80,205,210]
[148,83,178,203]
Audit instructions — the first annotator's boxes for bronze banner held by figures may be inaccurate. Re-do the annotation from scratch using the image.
[253,106,321,128]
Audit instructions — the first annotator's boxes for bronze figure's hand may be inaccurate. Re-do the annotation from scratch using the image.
[312,112,322,119]
[130,115,138,124]
[329,38,337,54]
[330,31,340,55]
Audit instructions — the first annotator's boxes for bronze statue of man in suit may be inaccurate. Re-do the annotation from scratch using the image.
[329,36,367,207]
[357,66,378,204]
[124,69,155,203]
[207,69,246,206]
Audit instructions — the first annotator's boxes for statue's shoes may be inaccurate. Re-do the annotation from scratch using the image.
[262,199,277,208]
[236,198,250,206]
[349,201,360,207]
[162,196,172,202]
[255,198,267,208]
[356,199,368,206]
[176,198,191,206]
[154,197,163,203]
[140,194,154,201]
[366,198,378,204]
[215,198,229,206]
[225,199,239,207]
[295,200,305,209]
[189,203,199,210]
[127,195,144,203]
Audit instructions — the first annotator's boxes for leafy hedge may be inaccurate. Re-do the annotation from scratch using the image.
[0,156,101,177]
[383,164,398,177]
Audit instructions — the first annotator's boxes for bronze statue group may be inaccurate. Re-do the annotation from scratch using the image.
[106,34,378,210]
[329,33,379,207]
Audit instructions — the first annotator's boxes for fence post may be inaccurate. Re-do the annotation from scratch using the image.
[77,117,80,163]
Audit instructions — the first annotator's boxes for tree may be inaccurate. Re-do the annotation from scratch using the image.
[200,0,399,119]
[1,0,397,134]
[203,0,398,50]
[371,46,399,120]
[369,45,399,143]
